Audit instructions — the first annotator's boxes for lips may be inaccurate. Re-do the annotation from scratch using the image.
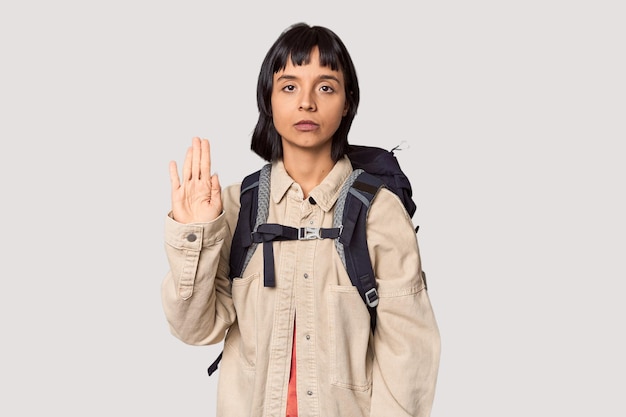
[295,120,319,132]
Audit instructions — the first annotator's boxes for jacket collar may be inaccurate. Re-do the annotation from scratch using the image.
[270,157,353,212]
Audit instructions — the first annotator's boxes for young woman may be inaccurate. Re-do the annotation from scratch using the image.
[162,23,440,417]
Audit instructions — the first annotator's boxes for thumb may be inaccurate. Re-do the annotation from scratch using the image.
[210,174,222,201]
[211,174,222,193]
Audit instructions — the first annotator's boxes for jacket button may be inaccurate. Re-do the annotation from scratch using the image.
[186,233,197,242]
[306,334,311,340]
[307,390,313,396]
[303,273,309,279]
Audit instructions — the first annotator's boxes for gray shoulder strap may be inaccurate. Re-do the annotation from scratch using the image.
[333,168,364,271]
[241,163,271,275]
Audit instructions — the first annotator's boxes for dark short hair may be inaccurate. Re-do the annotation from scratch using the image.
[251,23,360,162]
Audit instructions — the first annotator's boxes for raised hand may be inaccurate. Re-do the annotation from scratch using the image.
[169,137,222,224]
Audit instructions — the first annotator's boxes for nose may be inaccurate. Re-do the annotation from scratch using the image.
[298,90,316,111]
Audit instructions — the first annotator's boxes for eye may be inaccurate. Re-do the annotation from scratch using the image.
[320,85,335,93]
[282,84,296,92]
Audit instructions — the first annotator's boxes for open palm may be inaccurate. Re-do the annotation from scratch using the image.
[169,137,222,224]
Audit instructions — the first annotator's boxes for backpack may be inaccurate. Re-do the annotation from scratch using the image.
[207,144,418,376]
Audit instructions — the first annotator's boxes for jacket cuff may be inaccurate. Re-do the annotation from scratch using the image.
[164,211,226,250]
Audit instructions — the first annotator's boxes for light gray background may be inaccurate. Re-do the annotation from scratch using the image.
[1,1,624,416]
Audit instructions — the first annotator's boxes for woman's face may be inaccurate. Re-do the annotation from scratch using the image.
[271,47,348,157]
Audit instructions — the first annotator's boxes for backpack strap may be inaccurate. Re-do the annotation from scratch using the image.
[229,163,342,287]
[334,169,385,332]
[229,164,271,280]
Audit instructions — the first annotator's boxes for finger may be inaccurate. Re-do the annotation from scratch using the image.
[182,145,192,181]
[169,161,180,189]
[200,139,211,181]
[211,174,221,194]
[210,174,222,205]
[191,136,201,180]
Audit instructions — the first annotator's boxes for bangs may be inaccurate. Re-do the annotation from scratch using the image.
[271,27,343,73]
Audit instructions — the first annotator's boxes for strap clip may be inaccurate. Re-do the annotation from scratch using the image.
[299,227,321,240]
[365,288,379,307]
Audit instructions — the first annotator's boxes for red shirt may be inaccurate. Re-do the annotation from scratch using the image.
[286,324,298,417]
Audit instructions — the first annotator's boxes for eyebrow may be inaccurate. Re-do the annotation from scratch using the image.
[275,74,342,83]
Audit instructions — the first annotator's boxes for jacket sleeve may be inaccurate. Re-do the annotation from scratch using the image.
[160,184,241,346]
[367,189,441,417]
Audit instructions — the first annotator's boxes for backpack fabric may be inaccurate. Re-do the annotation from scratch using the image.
[345,144,416,218]
[208,144,417,376]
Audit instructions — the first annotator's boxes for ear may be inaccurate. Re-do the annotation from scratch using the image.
[343,101,349,117]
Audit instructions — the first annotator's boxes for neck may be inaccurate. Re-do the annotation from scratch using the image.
[282,146,335,198]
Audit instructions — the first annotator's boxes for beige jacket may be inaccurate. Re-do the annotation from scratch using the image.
[161,157,440,417]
